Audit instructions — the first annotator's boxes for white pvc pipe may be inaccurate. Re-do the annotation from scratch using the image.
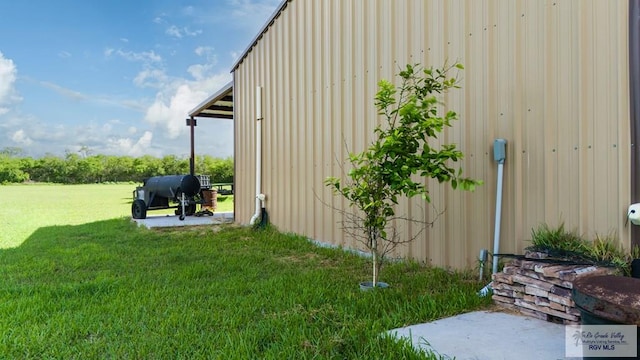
[250,86,263,225]
[492,161,504,274]
[179,192,186,221]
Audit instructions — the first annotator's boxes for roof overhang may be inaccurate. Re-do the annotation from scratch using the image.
[188,81,233,119]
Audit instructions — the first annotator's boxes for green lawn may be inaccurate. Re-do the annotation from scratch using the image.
[0,184,491,359]
[0,183,233,248]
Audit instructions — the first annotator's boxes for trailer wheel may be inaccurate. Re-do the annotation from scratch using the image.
[132,199,147,219]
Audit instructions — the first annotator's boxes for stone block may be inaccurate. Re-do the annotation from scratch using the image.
[502,265,518,275]
[558,266,617,281]
[492,282,525,293]
[548,293,575,307]
[515,299,579,321]
[513,274,553,291]
[549,285,572,297]
[549,301,566,312]
[493,288,515,298]
[492,294,515,304]
[494,301,519,312]
[516,268,546,281]
[524,285,549,297]
[518,307,549,321]
[519,260,539,270]
[524,251,549,259]
[492,272,513,285]
[541,264,577,278]
[534,296,551,307]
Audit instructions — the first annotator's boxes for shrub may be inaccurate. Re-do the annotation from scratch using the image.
[527,222,636,275]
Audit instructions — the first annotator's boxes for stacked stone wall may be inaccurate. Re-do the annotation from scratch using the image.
[492,254,618,324]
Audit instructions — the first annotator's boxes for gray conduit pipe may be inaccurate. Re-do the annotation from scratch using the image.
[479,138,507,297]
[492,139,507,274]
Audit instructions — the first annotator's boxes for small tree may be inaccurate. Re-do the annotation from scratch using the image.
[325,63,481,287]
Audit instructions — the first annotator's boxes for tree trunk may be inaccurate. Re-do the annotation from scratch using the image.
[372,237,378,286]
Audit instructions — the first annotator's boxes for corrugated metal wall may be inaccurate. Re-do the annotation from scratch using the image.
[233,0,631,269]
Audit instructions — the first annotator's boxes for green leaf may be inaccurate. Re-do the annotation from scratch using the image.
[325,61,481,269]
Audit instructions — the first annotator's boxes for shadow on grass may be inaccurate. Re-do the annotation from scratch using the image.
[0,218,491,359]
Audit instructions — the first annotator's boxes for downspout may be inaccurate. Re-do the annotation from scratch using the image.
[250,86,264,225]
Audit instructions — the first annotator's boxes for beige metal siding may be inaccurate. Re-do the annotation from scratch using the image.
[234,0,631,269]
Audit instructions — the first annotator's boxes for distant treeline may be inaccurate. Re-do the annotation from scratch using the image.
[0,147,233,185]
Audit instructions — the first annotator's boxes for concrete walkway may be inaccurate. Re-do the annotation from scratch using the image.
[389,310,567,360]
[131,212,234,229]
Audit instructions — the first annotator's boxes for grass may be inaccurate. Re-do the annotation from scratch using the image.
[0,183,491,358]
[527,222,636,275]
[0,183,233,248]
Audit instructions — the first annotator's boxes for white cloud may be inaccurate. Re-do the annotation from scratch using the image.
[39,80,147,112]
[187,64,214,81]
[134,68,169,88]
[131,131,153,156]
[191,47,217,79]
[135,43,230,141]
[0,51,18,114]
[105,48,162,64]
[106,131,155,157]
[58,51,72,58]
[166,25,183,38]
[195,46,214,57]
[40,81,87,101]
[0,108,155,157]
[144,85,193,139]
[143,71,230,139]
[184,28,202,37]
[24,123,67,144]
[166,25,202,39]
[106,137,133,154]
[11,129,33,145]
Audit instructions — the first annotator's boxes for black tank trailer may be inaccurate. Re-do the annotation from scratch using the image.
[131,174,207,220]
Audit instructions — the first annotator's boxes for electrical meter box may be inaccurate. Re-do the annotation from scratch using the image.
[493,139,507,163]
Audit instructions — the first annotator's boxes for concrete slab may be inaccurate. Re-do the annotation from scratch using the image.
[132,212,234,229]
[389,310,566,360]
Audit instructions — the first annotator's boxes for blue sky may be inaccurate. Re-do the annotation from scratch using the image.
[0,0,280,158]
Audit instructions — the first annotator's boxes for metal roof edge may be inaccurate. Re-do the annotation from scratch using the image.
[188,81,234,117]
[230,0,290,72]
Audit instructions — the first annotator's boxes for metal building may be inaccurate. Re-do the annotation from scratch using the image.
[191,0,640,269]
